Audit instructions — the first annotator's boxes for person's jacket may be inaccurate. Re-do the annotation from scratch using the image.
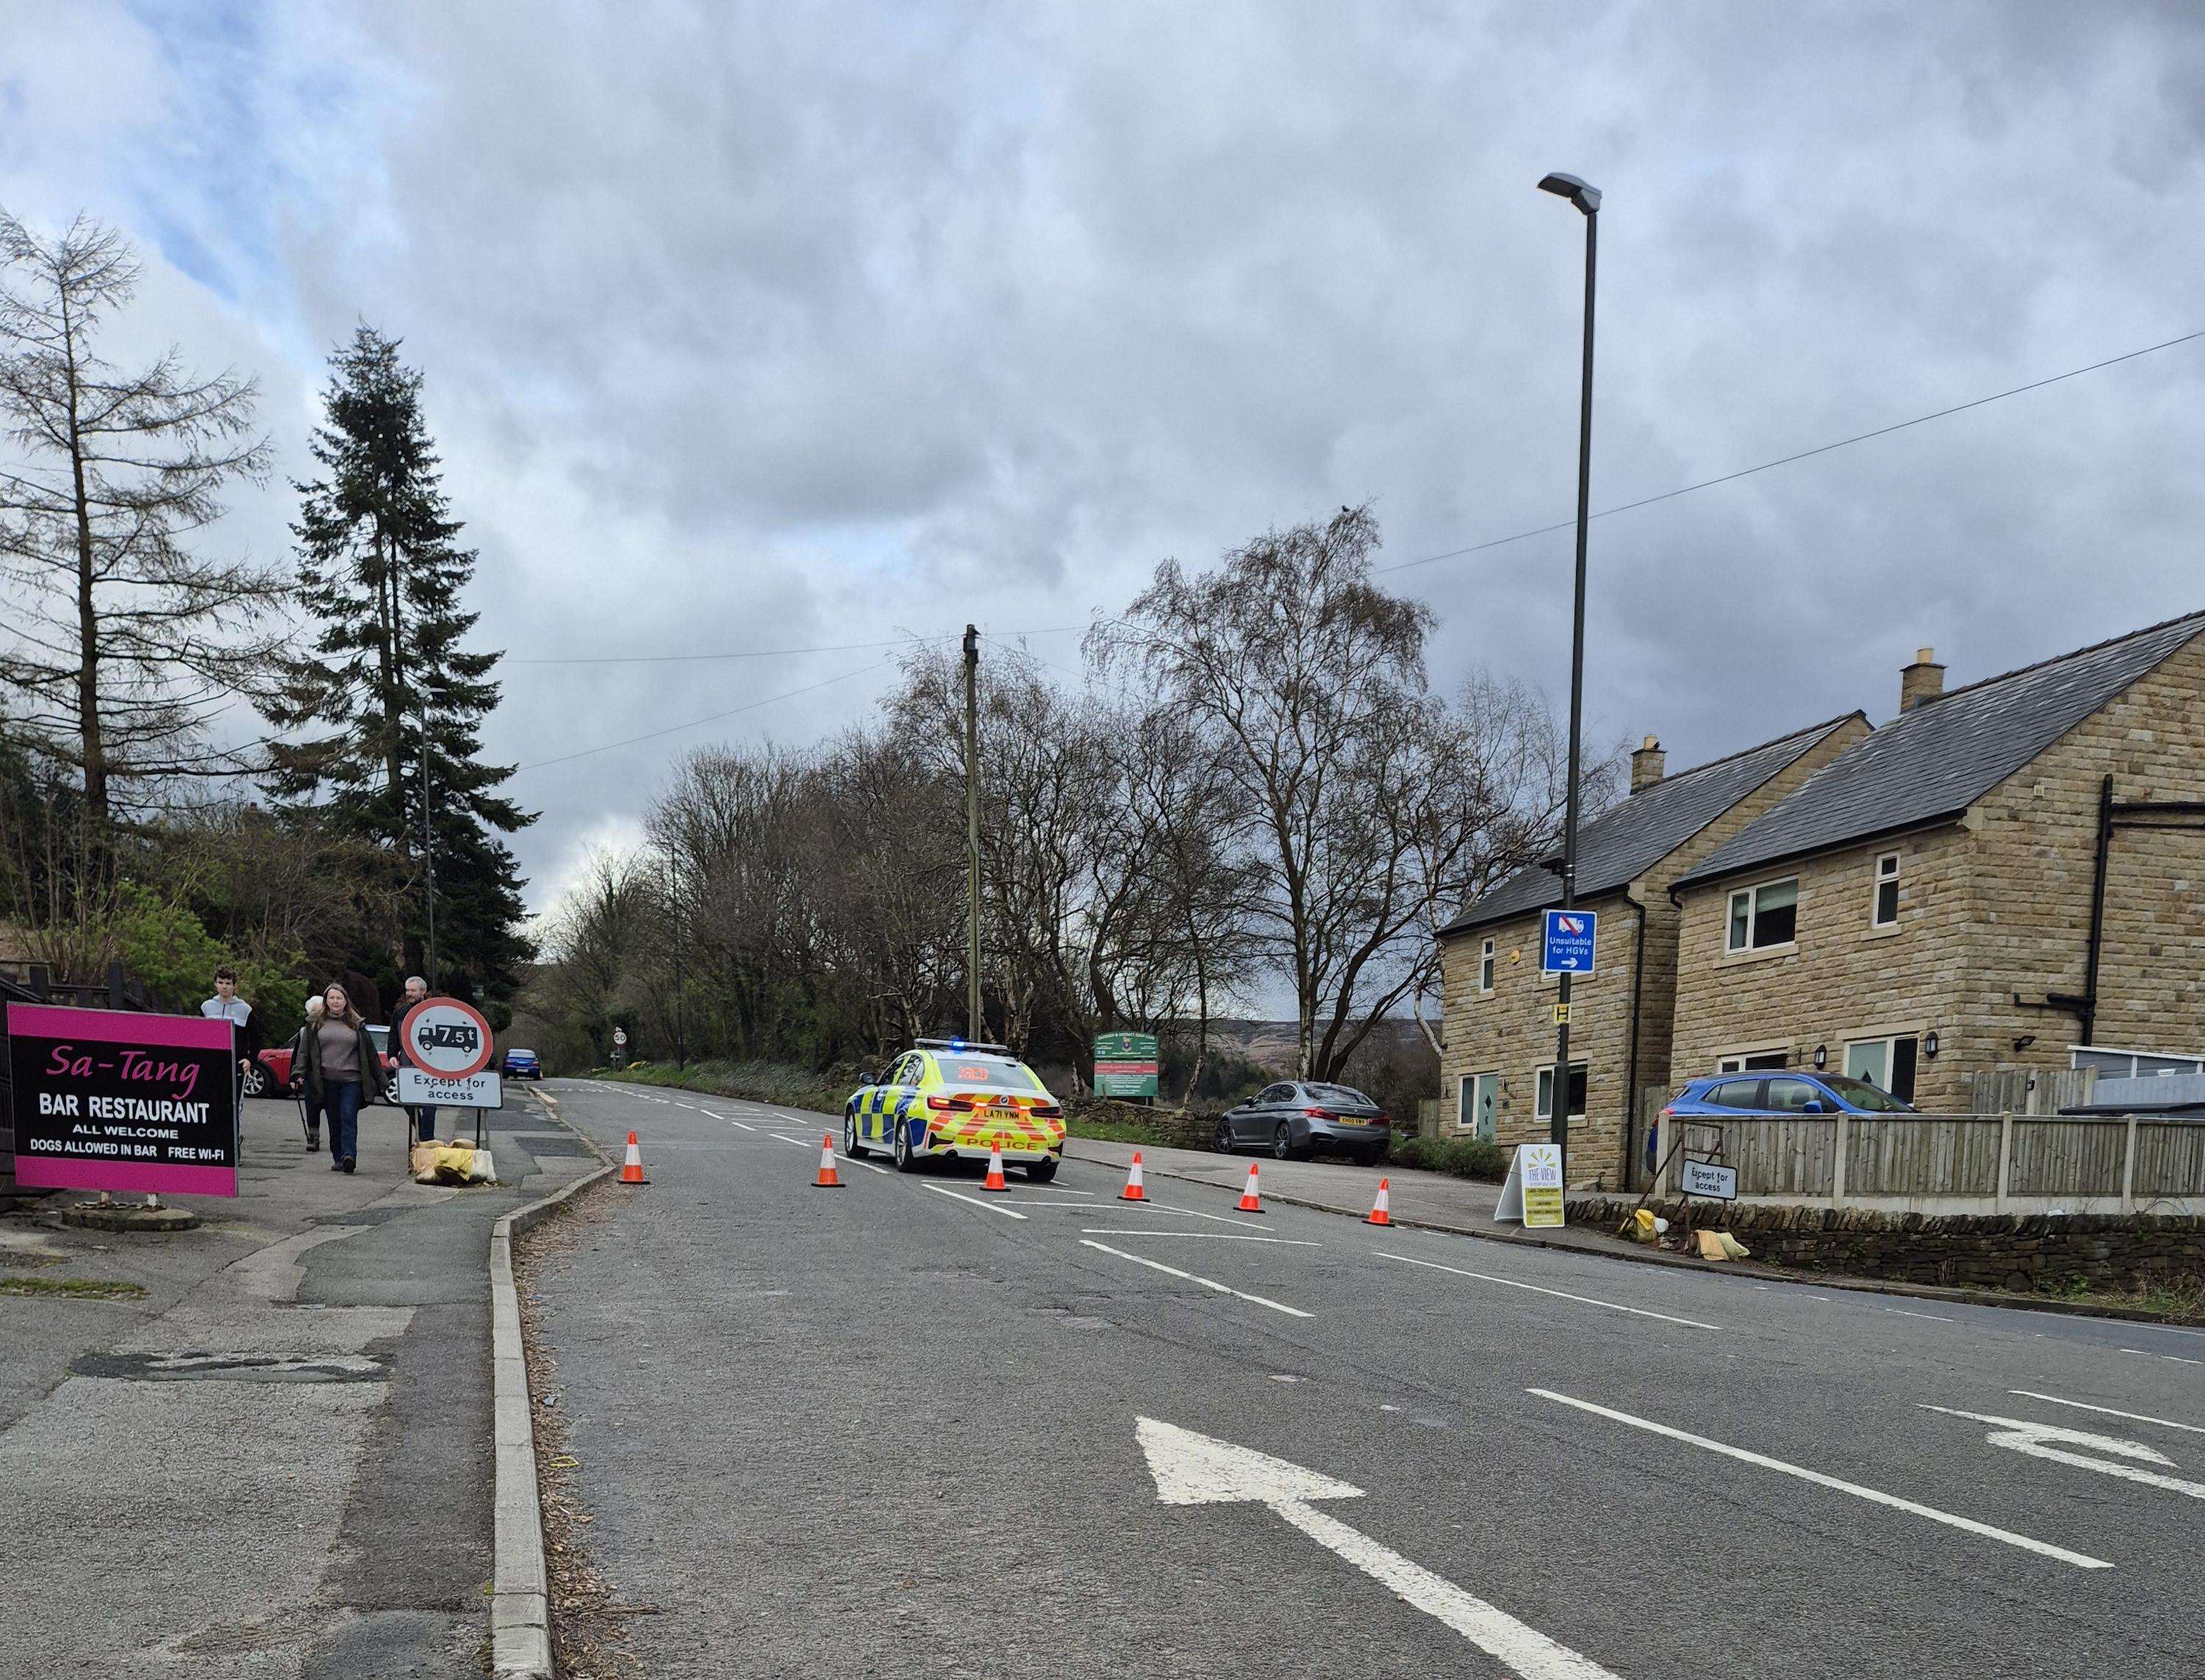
[290,1018,389,1105]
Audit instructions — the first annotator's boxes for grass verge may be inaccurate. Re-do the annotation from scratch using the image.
[2043,1275,2205,1322]
[0,1275,147,1300]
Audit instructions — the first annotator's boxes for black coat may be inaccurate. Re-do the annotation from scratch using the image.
[290,1019,390,1105]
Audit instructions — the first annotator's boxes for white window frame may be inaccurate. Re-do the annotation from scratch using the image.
[1872,852,1900,927]
[1726,876,1799,954]
[1715,1046,1790,1074]
[1478,938,1495,993]
[1535,1060,1588,1121]
[1843,1033,1921,1102]
[1458,1071,1499,1138]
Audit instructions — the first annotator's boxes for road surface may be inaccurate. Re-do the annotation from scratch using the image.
[528,1077,2205,1678]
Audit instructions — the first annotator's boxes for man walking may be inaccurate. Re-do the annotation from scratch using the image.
[394,974,438,1146]
[201,966,262,1087]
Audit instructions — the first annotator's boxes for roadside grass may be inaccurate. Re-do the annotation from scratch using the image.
[2043,1274,2205,1321]
[0,1275,147,1301]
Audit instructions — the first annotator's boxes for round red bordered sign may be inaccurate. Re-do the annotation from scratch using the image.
[401,995,495,1080]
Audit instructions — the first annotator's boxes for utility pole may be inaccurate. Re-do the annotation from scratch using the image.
[964,625,982,1041]
[420,709,439,990]
[1538,170,1602,1182]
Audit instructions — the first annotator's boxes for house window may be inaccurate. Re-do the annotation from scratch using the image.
[1873,853,1900,927]
[1535,1061,1588,1121]
[1478,938,1495,992]
[1716,1050,1789,1073]
[1458,1071,1498,1138]
[1727,877,1799,952]
[1844,1035,1918,1103]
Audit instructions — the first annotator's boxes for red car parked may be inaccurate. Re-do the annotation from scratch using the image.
[248,1023,399,1098]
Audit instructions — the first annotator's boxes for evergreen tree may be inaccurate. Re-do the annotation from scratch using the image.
[263,326,533,1011]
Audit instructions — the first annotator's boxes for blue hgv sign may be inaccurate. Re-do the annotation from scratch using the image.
[1541,908,1597,974]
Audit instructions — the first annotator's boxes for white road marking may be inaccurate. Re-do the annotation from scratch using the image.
[2120,1348,2205,1366]
[1922,1404,2205,1501]
[1080,1241,1311,1318]
[718,1116,757,1132]
[1080,1230,1319,1245]
[766,1134,811,1148]
[923,1184,1030,1220]
[1375,1252,1719,1331]
[1134,1418,1618,1679]
[1532,1389,2111,1570]
[1141,1201,1277,1230]
[2009,1390,2205,1435]
[1884,1307,1957,1323]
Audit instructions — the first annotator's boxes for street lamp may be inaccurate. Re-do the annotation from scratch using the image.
[1538,170,1599,1177]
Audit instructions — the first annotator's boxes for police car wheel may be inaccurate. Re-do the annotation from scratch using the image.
[892,1122,920,1174]
[1024,1157,1058,1184]
[843,1110,870,1160]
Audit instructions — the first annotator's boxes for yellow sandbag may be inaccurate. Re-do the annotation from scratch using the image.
[1716,1230,1751,1261]
[1693,1228,1730,1262]
[1621,1208,1659,1244]
[431,1143,477,1184]
[408,1142,442,1182]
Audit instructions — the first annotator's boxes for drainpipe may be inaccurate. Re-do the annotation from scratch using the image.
[2078,774,2114,1047]
[1622,886,1649,1191]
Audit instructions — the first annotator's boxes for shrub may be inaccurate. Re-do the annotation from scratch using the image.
[1389,1132,1511,1182]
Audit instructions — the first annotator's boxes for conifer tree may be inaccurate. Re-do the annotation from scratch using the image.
[263,326,533,1009]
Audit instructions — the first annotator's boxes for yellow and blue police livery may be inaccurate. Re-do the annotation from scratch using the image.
[844,1039,1066,1182]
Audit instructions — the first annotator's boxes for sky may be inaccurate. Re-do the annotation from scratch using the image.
[4,0,2205,921]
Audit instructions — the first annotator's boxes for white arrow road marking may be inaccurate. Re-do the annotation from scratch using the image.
[1375,1252,1719,1331]
[1134,1418,1620,1679]
[922,1183,1030,1219]
[1921,1404,2205,1501]
[2009,1390,2205,1435]
[1079,1230,1319,1244]
[1532,1389,2112,1570]
[1080,1241,1310,1318]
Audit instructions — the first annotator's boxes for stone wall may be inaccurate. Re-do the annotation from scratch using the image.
[1572,1195,2205,1294]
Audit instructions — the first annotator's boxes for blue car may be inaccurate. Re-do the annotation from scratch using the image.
[501,1047,542,1080]
[1652,1070,1912,1174]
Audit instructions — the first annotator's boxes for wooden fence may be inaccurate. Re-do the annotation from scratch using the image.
[1650,1110,2205,1214]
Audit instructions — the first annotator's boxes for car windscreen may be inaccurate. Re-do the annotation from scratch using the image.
[1304,1084,1376,1108]
[366,1026,389,1052]
[938,1055,1045,1091]
[1818,1074,1914,1113]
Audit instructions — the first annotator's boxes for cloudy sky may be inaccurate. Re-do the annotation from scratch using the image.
[4,1,2203,915]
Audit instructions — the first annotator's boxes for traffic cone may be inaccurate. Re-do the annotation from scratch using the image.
[1365,1177,1393,1227]
[1236,1162,1261,1213]
[620,1132,648,1185]
[813,1135,843,1188]
[1119,1152,1147,1202]
[981,1141,1008,1192]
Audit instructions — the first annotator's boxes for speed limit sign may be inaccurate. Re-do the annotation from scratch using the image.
[401,996,495,1080]
[613,1028,628,1047]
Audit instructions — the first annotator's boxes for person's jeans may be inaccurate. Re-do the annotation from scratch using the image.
[409,1105,438,1144]
[326,1080,364,1163]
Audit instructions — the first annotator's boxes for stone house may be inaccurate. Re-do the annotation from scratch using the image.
[1668,613,2205,1111]
[1434,714,1866,1187]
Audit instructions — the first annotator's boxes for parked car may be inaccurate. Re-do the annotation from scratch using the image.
[501,1047,542,1080]
[1215,1081,1391,1165]
[252,1027,400,1100]
[1669,1071,1916,1117]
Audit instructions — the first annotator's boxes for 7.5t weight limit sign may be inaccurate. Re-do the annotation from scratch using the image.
[398,995,502,1108]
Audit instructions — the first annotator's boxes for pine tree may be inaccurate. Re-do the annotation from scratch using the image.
[263,326,534,1010]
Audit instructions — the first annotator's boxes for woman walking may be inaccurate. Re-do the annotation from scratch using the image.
[290,983,386,1174]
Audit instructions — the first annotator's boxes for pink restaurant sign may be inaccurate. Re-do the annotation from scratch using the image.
[6,1002,240,1197]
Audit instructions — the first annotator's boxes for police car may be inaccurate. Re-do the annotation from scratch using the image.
[845,1040,1066,1181]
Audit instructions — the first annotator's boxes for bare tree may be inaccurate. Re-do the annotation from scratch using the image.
[0,211,280,819]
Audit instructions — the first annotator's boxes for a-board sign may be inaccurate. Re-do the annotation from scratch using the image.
[1492,1141,1566,1228]
[6,1003,240,1196]
[399,996,495,1080]
[395,1068,503,1110]
[1680,1157,1738,1202]
[1093,1030,1160,1099]
[1541,909,1596,974]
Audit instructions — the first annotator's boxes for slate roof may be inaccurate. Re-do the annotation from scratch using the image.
[1677,611,2205,890]
[1439,716,1862,936]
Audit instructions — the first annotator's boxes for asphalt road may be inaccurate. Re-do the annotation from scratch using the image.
[531,1078,2205,1679]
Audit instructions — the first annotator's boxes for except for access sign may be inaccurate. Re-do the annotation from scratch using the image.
[1679,1157,1738,1202]
[1093,1030,1160,1099]
[395,1069,503,1110]
[1541,909,1596,974]
[6,1002,240,1196]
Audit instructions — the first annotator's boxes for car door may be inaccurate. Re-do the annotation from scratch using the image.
[1240,1084,1289,1144]
[868,1055,911,1144]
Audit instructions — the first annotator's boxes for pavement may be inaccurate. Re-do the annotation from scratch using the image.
[528,1076,2205,1679]
[0,1084,590,1679]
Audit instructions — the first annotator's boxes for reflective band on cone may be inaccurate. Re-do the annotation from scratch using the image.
[620,1131,648,1185]
[1365,1177,1392,1227]
[1237,1162,1261,1213]
[982,1142,1008,1193]
[1119,1152,1147,1201]
[813,1135,843,1188]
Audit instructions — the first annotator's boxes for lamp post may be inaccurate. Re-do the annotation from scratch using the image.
[1538,170,1600,1176]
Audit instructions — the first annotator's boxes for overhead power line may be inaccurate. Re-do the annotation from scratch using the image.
[1376,326,2205,575]
[507,622,1093,667]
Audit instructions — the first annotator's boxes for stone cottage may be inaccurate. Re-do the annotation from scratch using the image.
[1435,714,1866,1187]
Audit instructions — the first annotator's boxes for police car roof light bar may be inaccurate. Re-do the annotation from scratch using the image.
[914,1038,1012,1055]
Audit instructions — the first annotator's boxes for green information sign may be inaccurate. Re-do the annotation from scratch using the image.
[1093,1031,1160,1099]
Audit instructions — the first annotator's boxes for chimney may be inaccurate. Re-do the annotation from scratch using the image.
[1900,646,1944,711]
[1629,734,1665,794]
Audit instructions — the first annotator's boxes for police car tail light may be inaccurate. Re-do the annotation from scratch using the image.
[925,1095,955,1111]
[1033,1102,1061,1119]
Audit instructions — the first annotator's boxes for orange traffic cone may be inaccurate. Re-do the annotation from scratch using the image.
[1365,1177,1393,1227]
[1236,1162,1261,1213]
[620,1131,648,1185]
[813,1135,843,1188]
[981,1141,1009,1192]
[1119,1152,1147,1202]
